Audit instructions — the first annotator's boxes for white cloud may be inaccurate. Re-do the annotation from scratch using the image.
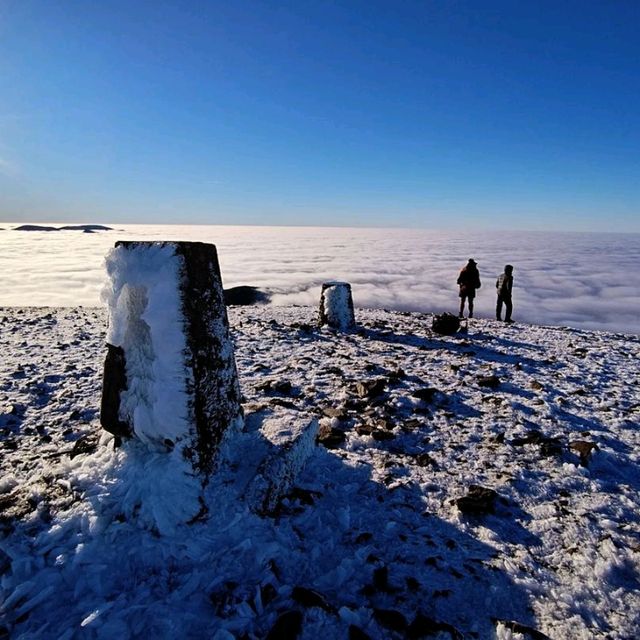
[0,224,638,334]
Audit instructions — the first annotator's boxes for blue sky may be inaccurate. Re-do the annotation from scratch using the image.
[1,0,639,231]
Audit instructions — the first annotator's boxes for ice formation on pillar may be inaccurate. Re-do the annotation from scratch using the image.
[319,281,356,330]
[101,241,243,476]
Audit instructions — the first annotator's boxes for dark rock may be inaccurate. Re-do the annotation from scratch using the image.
[355,379,386,399]
[431,313,460,336]
[322,407,347,419]
[372,566,389,591]
[349,625,372,640]
[408,614,463,639]
[316,424,346,449]
[539,438,563,457]
[477,375,501,389]
[371,430,395,441]
[292,586,332,611]
[415,453,438,468]
[355,423,375,436]
[411,387,439,402]
[373,609,408,632]
[569,440,599,466]
[260,583,278,607]
[69,434,98,459]
[492,619,552,640]
[266,611,303,640]
[511,430,544,446]
[224,285,270,306]
[456,485,498,515]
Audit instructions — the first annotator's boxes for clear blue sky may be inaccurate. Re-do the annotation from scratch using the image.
[1,0,638,230]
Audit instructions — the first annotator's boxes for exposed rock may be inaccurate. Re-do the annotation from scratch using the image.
[477,375,501,389]
[411,387,440,403]
[371,430,395,441]
[569,440,599,466]
[415,453,439,468]
[456,485,498,515]
[349,625,372,640]
[316,423,346,449]
[373,608,408,632]
[431,313,461,336]
[266,611,303,640]
[493,618,552,640]
[224,285,270,306]
[69,434,98,459]
[355,379,386,399]
[292,586,332,611]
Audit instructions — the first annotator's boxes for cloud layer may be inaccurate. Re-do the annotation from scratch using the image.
[1,224,638,334]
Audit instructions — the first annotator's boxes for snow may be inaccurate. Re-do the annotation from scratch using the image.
[1,305,639,638]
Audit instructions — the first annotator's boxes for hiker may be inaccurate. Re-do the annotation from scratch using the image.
[496,264,514,323]
[457,259,481,318]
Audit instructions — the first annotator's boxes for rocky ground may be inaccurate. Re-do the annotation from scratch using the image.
[1,306,639,639]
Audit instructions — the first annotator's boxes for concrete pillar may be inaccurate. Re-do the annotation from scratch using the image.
[318,281,356,331]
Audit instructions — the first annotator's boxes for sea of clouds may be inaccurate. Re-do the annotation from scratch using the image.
[1,223,638,334]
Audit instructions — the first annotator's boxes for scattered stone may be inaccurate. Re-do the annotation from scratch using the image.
[540,438,563,457]
[415,453,438,468]
[493,619,552,640]
[411,387,439,402]
[431,313,461,336]
[355,379,386,399]
[316,423,346,449]
[266,611,303,640]
[569,440,599,466]
[456,485,498,515]
[530,380,544,391]
[69,434,98,459]
[349,625,372,640]
[373,608,408,632]
[292,586,332,612]
[477,375,501,389]
[371,430,395,442]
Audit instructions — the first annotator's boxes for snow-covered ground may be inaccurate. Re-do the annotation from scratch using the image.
[1,305,639,639]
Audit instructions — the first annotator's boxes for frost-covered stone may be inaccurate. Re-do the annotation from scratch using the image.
[246,411,319,514]
[100,241,243,475]
[318,281,355,330]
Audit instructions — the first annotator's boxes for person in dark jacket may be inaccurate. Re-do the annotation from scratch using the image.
[496,264,514,323]
[457,258,481,318]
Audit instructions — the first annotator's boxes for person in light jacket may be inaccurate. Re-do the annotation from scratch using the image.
[457,259,481,318]
[496,264,514,323]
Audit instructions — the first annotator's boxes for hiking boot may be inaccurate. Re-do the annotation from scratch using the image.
[505,319,514,324]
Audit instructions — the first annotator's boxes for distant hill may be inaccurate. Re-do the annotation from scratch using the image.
[13,224,113,232]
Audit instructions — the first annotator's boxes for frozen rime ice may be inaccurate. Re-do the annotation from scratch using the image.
[103,243,191,446]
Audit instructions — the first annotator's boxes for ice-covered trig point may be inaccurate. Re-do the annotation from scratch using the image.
[318,281,356,330]
[100,241,243,530]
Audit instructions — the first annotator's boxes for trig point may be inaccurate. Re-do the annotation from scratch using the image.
[100,241,243,476]
[318,281,356,331]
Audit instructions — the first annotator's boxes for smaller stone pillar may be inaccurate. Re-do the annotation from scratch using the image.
[318,281,356,331]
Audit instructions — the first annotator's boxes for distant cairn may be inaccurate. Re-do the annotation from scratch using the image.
[100,241,243,475]
[319,281,356,331]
